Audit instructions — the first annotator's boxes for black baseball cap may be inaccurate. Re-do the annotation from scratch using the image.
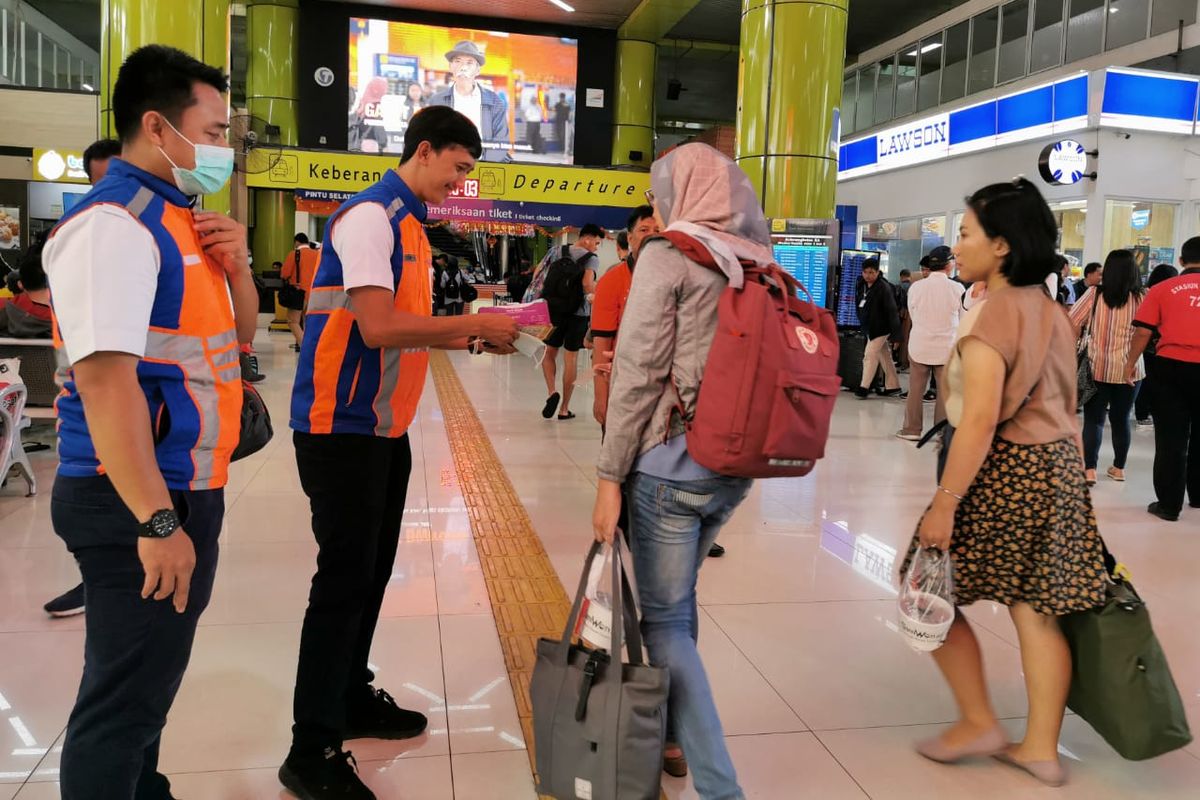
[927,246,953,268]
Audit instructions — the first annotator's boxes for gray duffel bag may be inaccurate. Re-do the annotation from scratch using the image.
[531,535,669,800]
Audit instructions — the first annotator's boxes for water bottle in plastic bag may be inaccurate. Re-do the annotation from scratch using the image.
[575,545,613,652]
[898,547,955,652]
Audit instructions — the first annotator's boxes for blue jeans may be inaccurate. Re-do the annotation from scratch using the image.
[627,472,752,800]
[1083,381,1138,470]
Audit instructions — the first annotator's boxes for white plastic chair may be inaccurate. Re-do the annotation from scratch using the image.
[0,383,36,496]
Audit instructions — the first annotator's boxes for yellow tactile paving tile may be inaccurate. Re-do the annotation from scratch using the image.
[429,351,571,793]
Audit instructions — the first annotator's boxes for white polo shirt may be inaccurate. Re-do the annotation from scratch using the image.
[906,271,966,366]
[42,205,159,365]
[452,85,484,136]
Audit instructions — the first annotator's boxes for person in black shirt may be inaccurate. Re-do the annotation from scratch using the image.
[855,257,902,398]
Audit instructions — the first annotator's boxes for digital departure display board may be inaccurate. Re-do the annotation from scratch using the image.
[768,218,839,311]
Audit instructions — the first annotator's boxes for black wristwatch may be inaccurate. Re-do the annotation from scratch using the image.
[138,509,180,539]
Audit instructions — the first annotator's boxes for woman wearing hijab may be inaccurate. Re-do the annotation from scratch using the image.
[351,76,389,152]
[592,143,770,799]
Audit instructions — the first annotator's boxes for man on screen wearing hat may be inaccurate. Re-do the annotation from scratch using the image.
[896,245,965,442]
[429,40,509,161]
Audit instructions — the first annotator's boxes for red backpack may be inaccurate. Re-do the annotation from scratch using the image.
[660,231,841,479]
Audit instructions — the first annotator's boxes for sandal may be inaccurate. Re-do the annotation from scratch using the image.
[663,744,687,778]
[542,393,561,420]
[557,411,576,421]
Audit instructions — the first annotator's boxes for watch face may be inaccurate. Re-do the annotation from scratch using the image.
[150,510,179,537]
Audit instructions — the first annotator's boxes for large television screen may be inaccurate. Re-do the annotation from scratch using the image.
[349,18,579,164]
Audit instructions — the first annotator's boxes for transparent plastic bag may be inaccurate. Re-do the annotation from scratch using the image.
[897,547,955,652]
[576,545,613,652]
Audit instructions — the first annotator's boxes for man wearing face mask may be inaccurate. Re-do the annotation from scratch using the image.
[428,41,510,161]
[41,45,255,799]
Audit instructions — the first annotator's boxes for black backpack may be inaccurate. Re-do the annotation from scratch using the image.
[540,245,588,321]
[442,269,462,301]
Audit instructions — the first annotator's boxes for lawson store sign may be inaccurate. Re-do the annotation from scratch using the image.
[839,67,1200,181]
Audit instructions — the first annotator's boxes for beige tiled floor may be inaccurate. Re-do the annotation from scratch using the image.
[2,335,1197,799]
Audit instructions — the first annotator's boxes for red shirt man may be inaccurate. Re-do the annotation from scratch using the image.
[592,204,660,426]
[1126,239,1200,521]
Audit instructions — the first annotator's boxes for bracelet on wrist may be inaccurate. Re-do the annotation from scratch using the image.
[937,484,965,503]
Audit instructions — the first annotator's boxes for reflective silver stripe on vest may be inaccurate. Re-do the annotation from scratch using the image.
[372,348,402,436]
[207,330,238,351]
[384,197,404,220]
[307,288,354,313]
[126,187,156,219]
[144,329,233,485]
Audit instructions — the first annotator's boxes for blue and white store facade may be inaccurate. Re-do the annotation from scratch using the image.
[836,67,1200,278]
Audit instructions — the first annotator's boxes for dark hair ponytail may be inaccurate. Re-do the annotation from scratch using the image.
[965,178,1057,288]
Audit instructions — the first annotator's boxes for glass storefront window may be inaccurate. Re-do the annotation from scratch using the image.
[1106,0,1151,51]
[1103,200,1178,276]
[856,64,877,134]
[1050,200,1088,265]
[1066,0,1105,62]
[942,21,970,104]
[969,8,1000,95]
[1152,0,1197,36]
[875,56,896,126]
[917,32,944,111]
[1031,0,1065,73]
[998,0,1031,84]
[895,45,918,118]
[842,73,858,134]
[858,216,948,280]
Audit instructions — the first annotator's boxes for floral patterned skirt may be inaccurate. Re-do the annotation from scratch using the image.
[900,437,1108,616]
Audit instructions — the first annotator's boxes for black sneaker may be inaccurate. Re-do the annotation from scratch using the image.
[44,583,85,618]
[344,687,428,741]
[279,748,375,800]
[853,387,870,399]
[708,542,726,558]
[1147,502,1180,522]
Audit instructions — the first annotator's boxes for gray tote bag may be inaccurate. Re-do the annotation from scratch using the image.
[531,536,669,800]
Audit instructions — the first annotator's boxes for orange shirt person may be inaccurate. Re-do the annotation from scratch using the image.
[281,232,321,349]
[592,204,661,426]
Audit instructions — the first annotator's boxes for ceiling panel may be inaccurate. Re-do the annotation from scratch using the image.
[324,0,642,29]
[667,0,972,58]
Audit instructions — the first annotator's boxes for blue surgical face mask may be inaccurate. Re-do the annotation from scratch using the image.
[159,118,234,196]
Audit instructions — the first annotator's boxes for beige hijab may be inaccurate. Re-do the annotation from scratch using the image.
[651,143,775,289]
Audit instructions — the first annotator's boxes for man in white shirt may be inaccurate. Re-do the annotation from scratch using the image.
[42,45,258,797]
[428,41,509,161]
[898,245,964,441]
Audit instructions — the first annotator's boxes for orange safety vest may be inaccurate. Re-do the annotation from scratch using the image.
[50,159,242,490]
[290,171,432,438]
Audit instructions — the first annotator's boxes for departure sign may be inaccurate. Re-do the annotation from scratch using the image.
[768,218,840,311]
[773,234,830,302]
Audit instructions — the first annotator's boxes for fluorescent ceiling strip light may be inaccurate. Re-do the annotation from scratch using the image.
[548,0,576,12]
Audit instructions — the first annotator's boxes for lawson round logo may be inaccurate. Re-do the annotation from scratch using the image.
[1039,140,1089,186]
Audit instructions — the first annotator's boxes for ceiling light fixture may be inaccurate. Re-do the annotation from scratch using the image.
[548,0,576,12]
[905,43,943,57]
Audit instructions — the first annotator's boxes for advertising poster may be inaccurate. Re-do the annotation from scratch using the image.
[349,17,578,165]
[0,207,20,250]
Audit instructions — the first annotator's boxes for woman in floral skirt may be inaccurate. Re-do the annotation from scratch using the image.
[900,178,1107,787]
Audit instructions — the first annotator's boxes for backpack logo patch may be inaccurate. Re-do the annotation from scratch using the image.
[795,326,819,354]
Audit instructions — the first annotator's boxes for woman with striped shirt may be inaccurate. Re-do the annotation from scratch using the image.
[1069,249,1145,484]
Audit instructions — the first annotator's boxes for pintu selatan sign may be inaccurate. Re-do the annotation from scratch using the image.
[875,113,951,168]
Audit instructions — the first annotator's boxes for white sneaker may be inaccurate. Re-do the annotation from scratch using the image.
[895,431,922,442]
